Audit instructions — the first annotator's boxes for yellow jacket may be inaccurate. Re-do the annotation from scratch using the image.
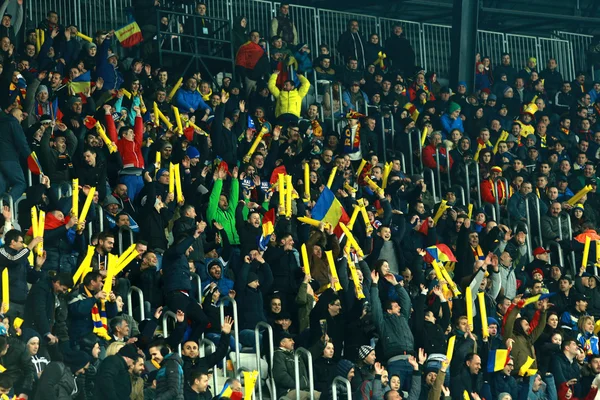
[268,73,310,118]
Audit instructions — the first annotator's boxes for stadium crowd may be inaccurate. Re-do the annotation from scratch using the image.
[0,0,599,399]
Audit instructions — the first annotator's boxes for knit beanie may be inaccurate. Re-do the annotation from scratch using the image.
[448,102,461,114]
[358,345,374,360]
[337,359,354,378]
[487,317,499,327]
[65,350,92,373]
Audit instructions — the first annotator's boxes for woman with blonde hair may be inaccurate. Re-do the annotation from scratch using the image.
[105,341,126,357]
[577,315,599,360]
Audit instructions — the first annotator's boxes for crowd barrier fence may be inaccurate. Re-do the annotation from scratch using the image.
[26,0,585,83]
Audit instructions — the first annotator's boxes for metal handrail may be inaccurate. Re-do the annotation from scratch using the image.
[407,126,414,176]
[563,212,577,275]
[474,163,482,207]
[191,272,202,303]
[57,185,72,200]
[465,162,472,207]
[547,240,564,267]
[444,143,452,188]
[118,226,134,255]
[161,310,177,338]
[294,347,314,400]
[534,195,543,246]
[98,206,104,232]
[524,197,533,261]
[14,194,26,223]
[494,179,501,223]
[219,296,240,371]
[380,115,387,164]
[255,321,276,400]
[424,168,437,202]
[399,152,407,175]
[417,129,423,172]
[199,338,219,391]
[127,286,145,321]
[457,185,465,207]
[434,146,442,201]
[332,376,352,400]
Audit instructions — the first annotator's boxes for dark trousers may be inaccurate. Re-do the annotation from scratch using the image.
[165,291,209,342]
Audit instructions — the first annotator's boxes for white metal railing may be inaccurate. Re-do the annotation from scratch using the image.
[27,0,585,85]
[127,286,145,321]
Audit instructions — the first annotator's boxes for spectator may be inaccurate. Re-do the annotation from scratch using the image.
[338,19,367,70]
[270,3,298,46]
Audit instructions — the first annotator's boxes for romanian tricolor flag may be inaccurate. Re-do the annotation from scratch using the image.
[404,102,419,122]
[423,244,457,264]
[68,71,91,95]
[258,208,276,251]
[218,383,233,398]
[487,349,510,372]
[27,152,43,175]
[115,20,143,48]
[312,187,349,236]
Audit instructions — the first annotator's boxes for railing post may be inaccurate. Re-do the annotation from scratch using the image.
[407,127,414,176]
[255,321,276,400]
[162,310,177,337]
[474,163,482,207]
[434,146,442,201]
[191,273,202,303]
[564,213,577,274]
[294,348,314,400]
[494,179,501,223]
[219,296,239,372]
[380,115,387,164]
[465,162,471,207]
[127,286,145,321]
[332,376,352,400]
[535,196,543,247]
[425,169,437,202]
[329,83,335,131]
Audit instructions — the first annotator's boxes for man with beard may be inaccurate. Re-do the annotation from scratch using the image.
[38,119,77,188]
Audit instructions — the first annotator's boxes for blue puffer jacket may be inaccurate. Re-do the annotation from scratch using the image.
[174,88,209,113]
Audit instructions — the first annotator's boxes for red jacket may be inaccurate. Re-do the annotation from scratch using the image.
[106,114,144,169]
[480,179,506,204]
[235,41,264,70]
[422,144,453,172]
[557,382,597,400]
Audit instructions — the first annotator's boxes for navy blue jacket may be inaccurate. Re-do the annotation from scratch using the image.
[162,236,196,293]
[66,283,118,341]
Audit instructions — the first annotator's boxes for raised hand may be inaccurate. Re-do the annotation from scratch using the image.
[221,316,234,334]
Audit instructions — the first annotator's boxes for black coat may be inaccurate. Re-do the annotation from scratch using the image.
[162,236,196,293]
[450,366,483,400]
[1,337,35,396]
[235,261,273,330]
[384,34,416,76]
[94,355,131,400]
[23,276,56,337]
[34,362,76,400]
[550,352,581,386]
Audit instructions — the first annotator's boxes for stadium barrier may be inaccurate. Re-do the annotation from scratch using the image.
[127,286,145,321]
